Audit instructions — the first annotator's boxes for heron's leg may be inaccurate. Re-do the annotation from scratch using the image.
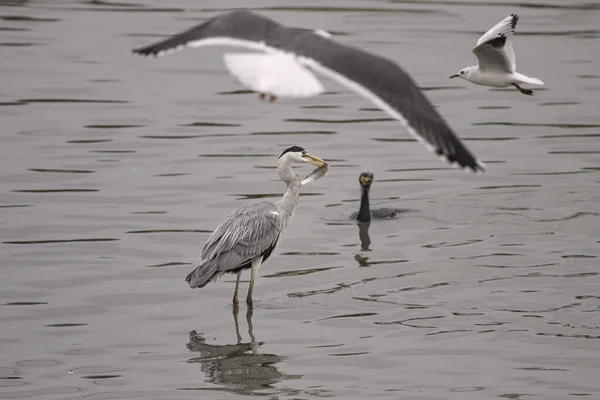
[511,83,533,96]
[233,302,243,343]
[246,257,263,307]
[233,271,241,306]
[246,307,259,354]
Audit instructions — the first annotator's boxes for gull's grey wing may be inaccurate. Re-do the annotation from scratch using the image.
[133,10,301,56]
[132,10,484,172]
[201,202,282,273]
[472,35,512,73]
[475,14,518,71]
[292,36,485,172]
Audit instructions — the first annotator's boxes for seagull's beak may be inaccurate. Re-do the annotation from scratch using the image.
[449,74,459,79]
[302,152,327,168]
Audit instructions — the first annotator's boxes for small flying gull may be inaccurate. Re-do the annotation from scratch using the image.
[450,14,544,95]
[132,10,485,172]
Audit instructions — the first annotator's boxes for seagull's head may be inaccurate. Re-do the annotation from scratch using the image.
[450,67,477,81]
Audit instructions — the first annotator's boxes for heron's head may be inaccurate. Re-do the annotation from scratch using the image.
[450,66,476,81]
[359,172,374,188]
[278,145,326,168]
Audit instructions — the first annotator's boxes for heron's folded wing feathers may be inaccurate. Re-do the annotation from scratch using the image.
[201,202,281,266]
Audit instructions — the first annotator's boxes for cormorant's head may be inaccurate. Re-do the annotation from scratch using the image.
[359,172,374,188]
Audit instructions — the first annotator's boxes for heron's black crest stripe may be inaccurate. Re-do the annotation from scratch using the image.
[486,34,506,48]
[279,145,305,159]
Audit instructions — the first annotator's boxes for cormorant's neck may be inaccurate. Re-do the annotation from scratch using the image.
[356,186,371,222]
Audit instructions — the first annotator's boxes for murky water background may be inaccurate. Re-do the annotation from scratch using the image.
[1,0,599,399]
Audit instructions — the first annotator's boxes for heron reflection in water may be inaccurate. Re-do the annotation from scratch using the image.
[186,308,301,396]
[185,145,328,307]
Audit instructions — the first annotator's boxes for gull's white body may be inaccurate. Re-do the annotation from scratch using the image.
[224,52,324,97]
[460,68,542,88]
[452,14,544,93]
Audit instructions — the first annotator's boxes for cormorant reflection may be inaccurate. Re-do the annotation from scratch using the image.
[358,221,371,251]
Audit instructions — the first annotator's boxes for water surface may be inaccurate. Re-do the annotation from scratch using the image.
[1,1,599,399]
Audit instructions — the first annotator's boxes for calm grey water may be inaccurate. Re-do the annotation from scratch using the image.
[1,1,599,399]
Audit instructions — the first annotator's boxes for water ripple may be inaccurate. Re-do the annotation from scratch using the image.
[374,315,445,328]
[474,122,600,129]
[125,229,211,234]
[264,266,340,278]
[3,238,118,245]
[535,211,600,222]
[28,168,95,174]
[285,117,393,124]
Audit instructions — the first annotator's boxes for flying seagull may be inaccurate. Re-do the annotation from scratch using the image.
[450,14,544,95]
[132,10,485,173]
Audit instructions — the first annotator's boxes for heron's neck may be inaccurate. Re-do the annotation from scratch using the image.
[356,186,371,222]
[275,162,300,228]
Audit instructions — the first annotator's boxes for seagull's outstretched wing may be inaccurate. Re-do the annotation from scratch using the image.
[475,14,518,71]
[472,34,513,73]
[133,10,485,173]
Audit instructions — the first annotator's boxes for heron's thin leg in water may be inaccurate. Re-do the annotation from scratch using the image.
[233,303,243,343]
[246,257,263,307]
[233,271,241,306]
[246,308,259,354]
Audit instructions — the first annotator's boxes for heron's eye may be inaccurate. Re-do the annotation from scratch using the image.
[460,71,464,75]
[301,151,307,156]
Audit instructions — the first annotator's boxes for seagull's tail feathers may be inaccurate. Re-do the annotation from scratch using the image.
[223,52,325,98]
[185,259,219,289]
[515,73,544,86]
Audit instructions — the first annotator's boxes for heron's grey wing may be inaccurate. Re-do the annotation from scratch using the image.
[475,14,518,71]
[472,35,512,73]
[200,202,281,272]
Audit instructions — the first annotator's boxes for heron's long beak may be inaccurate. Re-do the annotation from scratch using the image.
[449,74,459,79]
[303,153,327,168]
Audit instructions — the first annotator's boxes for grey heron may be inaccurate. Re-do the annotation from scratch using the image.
[185,145,327,307]
[350,172,409,223]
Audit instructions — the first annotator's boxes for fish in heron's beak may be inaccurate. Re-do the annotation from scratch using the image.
[449,74,459,79]
[303,153,327,168]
